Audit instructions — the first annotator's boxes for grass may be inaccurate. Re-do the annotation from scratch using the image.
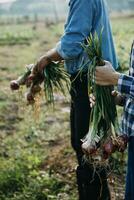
[0,17,133,199]
[112,17,134,70]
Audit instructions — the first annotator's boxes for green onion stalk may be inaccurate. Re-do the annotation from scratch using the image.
[80,32,128,160]
[10,62,70,105]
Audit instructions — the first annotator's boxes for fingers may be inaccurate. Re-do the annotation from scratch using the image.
[104,60,112,65]
[95,63,115,86]
[111,90,118,97]
[95,72,109,85]
[96,61,114,73]
[32,56,50,75]
[95,77,109,86]
[89,94,95,108]
[89,94,95,100]
[95,66,106,72]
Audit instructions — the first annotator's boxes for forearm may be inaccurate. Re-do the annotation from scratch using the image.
[39,48,63,67]
[95,62,120,86]
[45,48,63,63]
[32,48,63,75]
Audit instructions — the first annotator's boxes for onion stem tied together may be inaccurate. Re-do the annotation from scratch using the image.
[80,32,128,161]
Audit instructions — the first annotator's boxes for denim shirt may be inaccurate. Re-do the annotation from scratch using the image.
[56,0,118,74]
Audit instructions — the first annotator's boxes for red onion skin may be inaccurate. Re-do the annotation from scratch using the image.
[102,140,117,160]
[31,85,41,94]
[26,92,35,104]
[89,146,97,155]
[10,80,20,90]
[81,143,97,155]
[103,140,116,155]
[103,152,109,160]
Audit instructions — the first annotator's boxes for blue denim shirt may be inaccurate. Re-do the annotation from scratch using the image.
[56,0,118,74]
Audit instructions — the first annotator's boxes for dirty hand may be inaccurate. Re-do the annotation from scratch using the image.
[32,55,51,75]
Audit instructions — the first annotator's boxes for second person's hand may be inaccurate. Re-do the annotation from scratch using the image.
[89,91,125,107]
[95,61,120,86]
[89,94,96,108]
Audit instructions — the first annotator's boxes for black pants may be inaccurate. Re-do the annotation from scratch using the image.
[70,73,111,200]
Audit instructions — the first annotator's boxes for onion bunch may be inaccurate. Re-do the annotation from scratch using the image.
[10,62,70,105]
[80,32,128,161]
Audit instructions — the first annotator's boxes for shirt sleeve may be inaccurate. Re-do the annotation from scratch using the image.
[56,0,94,60]
[118,74,134,98]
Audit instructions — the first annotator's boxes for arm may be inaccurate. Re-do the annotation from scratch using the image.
[34,0,94,74]
[56,0,94,60]
[33,48,63,74]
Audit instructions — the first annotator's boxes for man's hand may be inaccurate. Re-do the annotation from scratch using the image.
[32,55,51,75]
[95,61,120,86]
[32,49,63,75]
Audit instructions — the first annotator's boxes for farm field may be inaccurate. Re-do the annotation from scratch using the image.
[0,17,134,200]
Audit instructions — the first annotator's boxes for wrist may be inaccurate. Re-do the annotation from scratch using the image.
[43,55,52,65]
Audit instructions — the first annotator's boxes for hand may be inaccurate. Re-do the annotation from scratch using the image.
[112,90,125,106]
[89,94,96,108]
[32,55,51,75]
[31,49,62,75]
[95,61,120,86]
[89,91,125,107]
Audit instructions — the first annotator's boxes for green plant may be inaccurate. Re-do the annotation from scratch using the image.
[81,32,128,161]
[10,62,70,105]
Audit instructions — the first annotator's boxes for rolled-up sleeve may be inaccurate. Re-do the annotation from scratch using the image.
[56,0,94,60]
[118,74,134,98]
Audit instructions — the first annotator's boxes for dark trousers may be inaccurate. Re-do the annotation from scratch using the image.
[70,73,111,200]
[125,137,134,200]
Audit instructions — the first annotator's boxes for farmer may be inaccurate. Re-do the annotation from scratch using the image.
[90,41,134,200]
[32,0,118,199]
